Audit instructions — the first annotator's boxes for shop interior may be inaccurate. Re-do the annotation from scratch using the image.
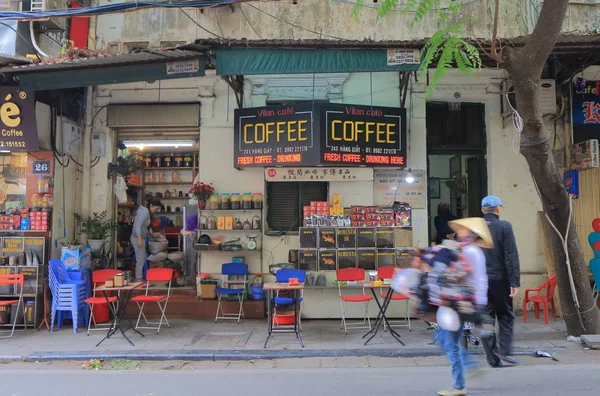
[426,102,488,244]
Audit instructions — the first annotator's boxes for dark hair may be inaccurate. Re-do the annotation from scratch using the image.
[437,203,450,215]
[148,199,162,208]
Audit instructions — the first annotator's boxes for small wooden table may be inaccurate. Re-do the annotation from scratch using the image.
[94,282,144,347]
[263,282,304,348]
[362,282,405,346]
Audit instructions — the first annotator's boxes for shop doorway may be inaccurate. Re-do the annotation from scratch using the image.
[425,102,487,244]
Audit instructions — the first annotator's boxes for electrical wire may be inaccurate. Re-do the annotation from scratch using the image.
[239,3,262,39]
[244,3,348,40]
[180,8,223,38]
[0,0,249,21]
[0,21,39,59]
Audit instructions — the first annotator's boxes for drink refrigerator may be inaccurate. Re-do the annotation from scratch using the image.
[182,203,198,276]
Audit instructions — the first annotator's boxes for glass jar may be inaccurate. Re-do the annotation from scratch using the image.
[144,155,153,168]
[153,155,162,168]
[221,193,230,210]
[242,193,252,209]
[234,218,242,230]
[209,196,220,210]
[252,214,261,230]
[208,215,217,230]
[174,155,184,167]
[31,194,42,208]
[43,194,53,208]
[37,176,50,194]
[242,218,251,230]
[184,154,193,167]
[253,193,263,209]
[231,193,241,210]
[163,154,172,168]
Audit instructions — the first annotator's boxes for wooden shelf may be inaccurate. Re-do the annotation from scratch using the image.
[126,184,143,189]
[154,197,190,200]
[143,167,196,171]
[145,182,192,185]
[156,212,183,215]
[118,204,137,208]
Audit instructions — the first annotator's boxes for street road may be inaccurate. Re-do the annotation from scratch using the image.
[0,363,596,396]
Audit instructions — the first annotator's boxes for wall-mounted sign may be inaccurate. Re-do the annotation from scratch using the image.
[234,103,406,168]
[387,49,420,66]
[32,161,50,174]
[572,80,600,144]
[373,169,426,208]
[0,87,38,151]
[166,59,200,75]
[265,167,373,182]
[319,104,406,167]
[233,103,316,167]
[569,139,599,170]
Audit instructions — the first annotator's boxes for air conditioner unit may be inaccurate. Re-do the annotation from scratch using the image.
[501,79,557,117]
[30,0,67,32]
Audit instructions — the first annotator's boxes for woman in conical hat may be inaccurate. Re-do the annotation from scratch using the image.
[436,218,491,396]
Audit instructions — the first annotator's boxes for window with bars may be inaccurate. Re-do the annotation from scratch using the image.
[266,181,329,232]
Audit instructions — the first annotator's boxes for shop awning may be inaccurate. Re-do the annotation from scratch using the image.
[214,48,421,76]
[0,50,206,91]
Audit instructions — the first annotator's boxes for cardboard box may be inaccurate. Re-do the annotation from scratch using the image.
[318,249,337,271]
[225,216,233,230]
[332,193,341,208]
[200,283,217,299]
[217,216,225,230]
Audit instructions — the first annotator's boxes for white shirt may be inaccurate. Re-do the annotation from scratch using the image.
[463,244,488,306]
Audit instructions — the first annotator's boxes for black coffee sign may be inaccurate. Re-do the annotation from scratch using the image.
[0,87,38,151]
[320,104,406,166]
[234,103,406,168]
[233,103,317,167]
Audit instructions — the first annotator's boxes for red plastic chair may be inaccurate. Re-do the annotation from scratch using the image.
[0,274,25,338]
[336,268,373,334]
[132,268,174,334]
[523,276,558,324]
[84,269,120,336]
[378,266,411,331]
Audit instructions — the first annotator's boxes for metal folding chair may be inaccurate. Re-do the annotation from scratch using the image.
[336,268,372,334]
[214,263,248,323]
[377,266,411,331]
[84,269,120,336]
[132,268,174,334]
[0,274,25,338]
[274,269,306,330]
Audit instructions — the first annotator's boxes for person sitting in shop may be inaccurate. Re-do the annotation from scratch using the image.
[131,199,162,283]
[434,203,458,245]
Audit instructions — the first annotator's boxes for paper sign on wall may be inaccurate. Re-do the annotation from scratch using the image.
[373,169,426,208]
[265,167,373,182]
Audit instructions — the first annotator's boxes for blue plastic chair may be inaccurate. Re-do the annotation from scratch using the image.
[274,269,306,329]
[48,260,89,333]
[214,263,248,323]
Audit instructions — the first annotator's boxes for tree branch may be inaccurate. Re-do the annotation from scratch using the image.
[489,0,503,63]
[509,0,569,76]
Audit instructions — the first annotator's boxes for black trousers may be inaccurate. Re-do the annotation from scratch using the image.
[481,279,515,365]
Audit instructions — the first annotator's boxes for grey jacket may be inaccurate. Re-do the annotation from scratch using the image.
[132,205,150,238]
[482,213,521,287]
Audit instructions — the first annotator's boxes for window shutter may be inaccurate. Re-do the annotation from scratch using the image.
[299,182,328,208]
[267,182,299,231]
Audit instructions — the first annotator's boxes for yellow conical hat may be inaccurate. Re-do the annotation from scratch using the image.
[449,217,493,248]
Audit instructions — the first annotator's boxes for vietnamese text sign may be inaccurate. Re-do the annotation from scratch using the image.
[234,103,407,168]
[320,104,406,167]
[234,104,316,167]
[265,167,373,182]
[166,59,200,75]
[373,169,426,208]
[0,87,38,151]
[387,49,420,66]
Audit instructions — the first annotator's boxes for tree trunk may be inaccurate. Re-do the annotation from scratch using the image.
[501,0,600,334]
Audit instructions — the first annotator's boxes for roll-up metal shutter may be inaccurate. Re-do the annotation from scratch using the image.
[109,104,200,141]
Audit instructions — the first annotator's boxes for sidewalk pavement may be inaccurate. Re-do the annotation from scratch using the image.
[0,315,586,362]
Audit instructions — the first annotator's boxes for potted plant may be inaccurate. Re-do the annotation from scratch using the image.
[189,182,214,210]
[74,211,118,254]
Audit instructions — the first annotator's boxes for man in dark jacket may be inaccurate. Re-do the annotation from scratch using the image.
[480,195,521,367]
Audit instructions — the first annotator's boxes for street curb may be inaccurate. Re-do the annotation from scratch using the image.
[25,347,570,362]
[0,356,24,363]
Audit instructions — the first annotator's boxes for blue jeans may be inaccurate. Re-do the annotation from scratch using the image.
[434,327,480,369]
[440,328,466,390]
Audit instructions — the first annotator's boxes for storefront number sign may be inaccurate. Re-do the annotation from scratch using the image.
[234,103,406,168]
[32,161,50,174]
[373,169,426,209]
[265,167,373,182]
[0,87,38,151]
